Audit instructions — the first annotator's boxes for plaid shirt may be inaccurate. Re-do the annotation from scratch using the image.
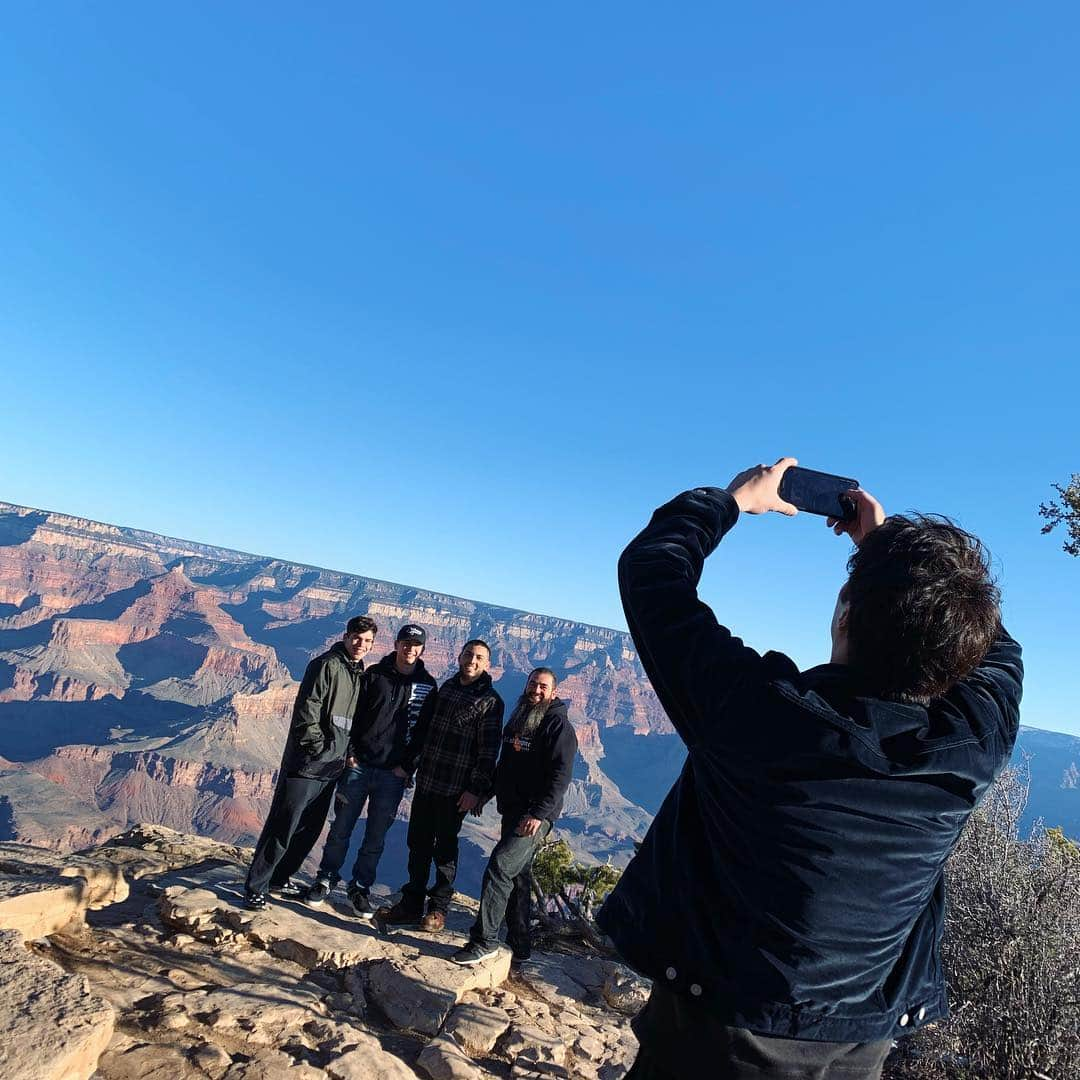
[415,671,504,798]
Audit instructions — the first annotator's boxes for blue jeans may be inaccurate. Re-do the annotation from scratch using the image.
[317,763,407,890]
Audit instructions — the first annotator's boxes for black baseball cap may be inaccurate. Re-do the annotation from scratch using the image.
[396,624,427,646]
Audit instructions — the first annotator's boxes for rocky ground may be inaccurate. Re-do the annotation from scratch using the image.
[0,825,644,1079]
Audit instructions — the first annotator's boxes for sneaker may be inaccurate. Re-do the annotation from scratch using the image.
[346,884,375,919]
[243,890,267,911]
[510,943,532,965]
[419,910,446,932]
[451,941,500,966]
[269,879,305,899]
[302,877,333,907]
[375,900,423,928]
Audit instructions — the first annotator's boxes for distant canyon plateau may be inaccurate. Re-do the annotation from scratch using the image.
[1,499,1076,897]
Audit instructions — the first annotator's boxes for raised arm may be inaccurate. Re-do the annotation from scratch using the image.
[619,459,799,750]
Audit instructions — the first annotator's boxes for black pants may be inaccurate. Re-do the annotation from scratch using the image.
[628,986,892,1080]
[245,774,336,895]
[400,791,467,914]
[470,812,551,949]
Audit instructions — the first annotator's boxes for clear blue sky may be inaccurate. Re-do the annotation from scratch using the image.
[2,5,1077,735]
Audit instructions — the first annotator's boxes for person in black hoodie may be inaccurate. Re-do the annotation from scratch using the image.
[452,667,578,965]
[302,624,438,916]
[243,615,377,910]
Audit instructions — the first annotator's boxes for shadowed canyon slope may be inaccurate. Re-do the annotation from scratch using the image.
[2,499,1078,893]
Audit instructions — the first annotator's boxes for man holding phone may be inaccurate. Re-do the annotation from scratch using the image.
[599,458,1022,1080]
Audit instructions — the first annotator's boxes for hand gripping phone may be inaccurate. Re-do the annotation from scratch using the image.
[778,466,859,521]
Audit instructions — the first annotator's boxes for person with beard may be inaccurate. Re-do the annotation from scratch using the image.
[452,667,578,966]
[301,623,438,917]
[376,639,505,931]
[243,616,377,910]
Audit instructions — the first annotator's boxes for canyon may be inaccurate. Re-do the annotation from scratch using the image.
[1,499,1077,902]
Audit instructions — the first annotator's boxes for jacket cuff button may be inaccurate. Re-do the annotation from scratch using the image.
[917,1007,926,1021]
[899,1013,910,1027]
[665,967,677,980]
[689,983,702,997]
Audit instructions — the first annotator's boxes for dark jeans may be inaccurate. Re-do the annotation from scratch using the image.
[245,773,336,895]
[470,812,552,949]
[628,986,892,1080]
[401,791,467,915]
[317,763,407,889]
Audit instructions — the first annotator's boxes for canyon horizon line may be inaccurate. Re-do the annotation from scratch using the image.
[0,497,1076,884]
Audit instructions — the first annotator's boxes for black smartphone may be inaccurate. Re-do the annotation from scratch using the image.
[778,466,859,521]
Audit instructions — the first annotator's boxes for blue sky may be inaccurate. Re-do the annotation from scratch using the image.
[2,5,1077,735]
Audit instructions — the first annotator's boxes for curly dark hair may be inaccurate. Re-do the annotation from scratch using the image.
[844,515,1000,703]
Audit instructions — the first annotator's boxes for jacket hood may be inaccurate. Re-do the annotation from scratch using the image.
[448,670,494,694]
[329,640,364,666]
[374,651,432,682]
[511,695,569,724]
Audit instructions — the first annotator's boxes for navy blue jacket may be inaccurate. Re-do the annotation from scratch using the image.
[596,487,1022,1043]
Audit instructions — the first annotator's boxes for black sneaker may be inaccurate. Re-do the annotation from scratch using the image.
[243,890,267,911]
[346,884,375,919]
[269,879,305,899]
[302,877,333,907]
[510,944,532,965]
[451,941,501,966]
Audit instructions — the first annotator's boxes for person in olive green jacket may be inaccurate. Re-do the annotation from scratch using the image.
[243,616,377,909]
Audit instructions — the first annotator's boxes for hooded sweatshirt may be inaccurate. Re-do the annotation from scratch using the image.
[350,652,438,770]
[493,696,578,821]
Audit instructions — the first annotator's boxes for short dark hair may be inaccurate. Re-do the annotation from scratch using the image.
[529,666,558,686]
[346,615,378,636]
[844,515,1000,703]
[462,639,491,656]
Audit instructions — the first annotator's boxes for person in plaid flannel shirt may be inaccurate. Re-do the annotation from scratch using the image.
[377,639,505,931]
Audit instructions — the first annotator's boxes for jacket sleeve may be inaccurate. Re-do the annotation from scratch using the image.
[619,486,774,750]
[403,681,439,773]
[527,720,578,822]
[467,694,505,797]
[934,625,1024,768]
[292,657,332,756]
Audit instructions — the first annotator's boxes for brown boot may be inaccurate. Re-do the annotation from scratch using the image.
[419,910,446,932]
[375,900,422,927]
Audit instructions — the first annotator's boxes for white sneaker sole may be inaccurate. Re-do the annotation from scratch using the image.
[453,948,500,966]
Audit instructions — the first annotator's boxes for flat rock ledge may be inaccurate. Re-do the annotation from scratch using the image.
[0,843,130,939]
[0,826,642,1080]
[0,929,115,1080]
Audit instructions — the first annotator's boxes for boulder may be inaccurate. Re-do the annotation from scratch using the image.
[416,1033,483,1079]
[600,967,650,1016]
[500,1023,567,1065]
[325,1034,418,1080]
[159,879,406,971]
[368,951,512,1035]
[0,929,115,1080]
[442,1000,511,1054]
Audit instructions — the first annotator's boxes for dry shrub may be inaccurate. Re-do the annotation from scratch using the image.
[885,764,1080,1079]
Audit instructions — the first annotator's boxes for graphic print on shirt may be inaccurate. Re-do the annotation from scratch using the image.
[406,682,434,740]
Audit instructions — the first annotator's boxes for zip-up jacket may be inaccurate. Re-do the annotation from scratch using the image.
[493,697,578,821]
[596,486,1023,1045]
[350,652,438,770]
[281,642,367,780]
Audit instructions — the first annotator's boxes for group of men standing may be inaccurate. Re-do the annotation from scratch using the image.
[244,618,578,966]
